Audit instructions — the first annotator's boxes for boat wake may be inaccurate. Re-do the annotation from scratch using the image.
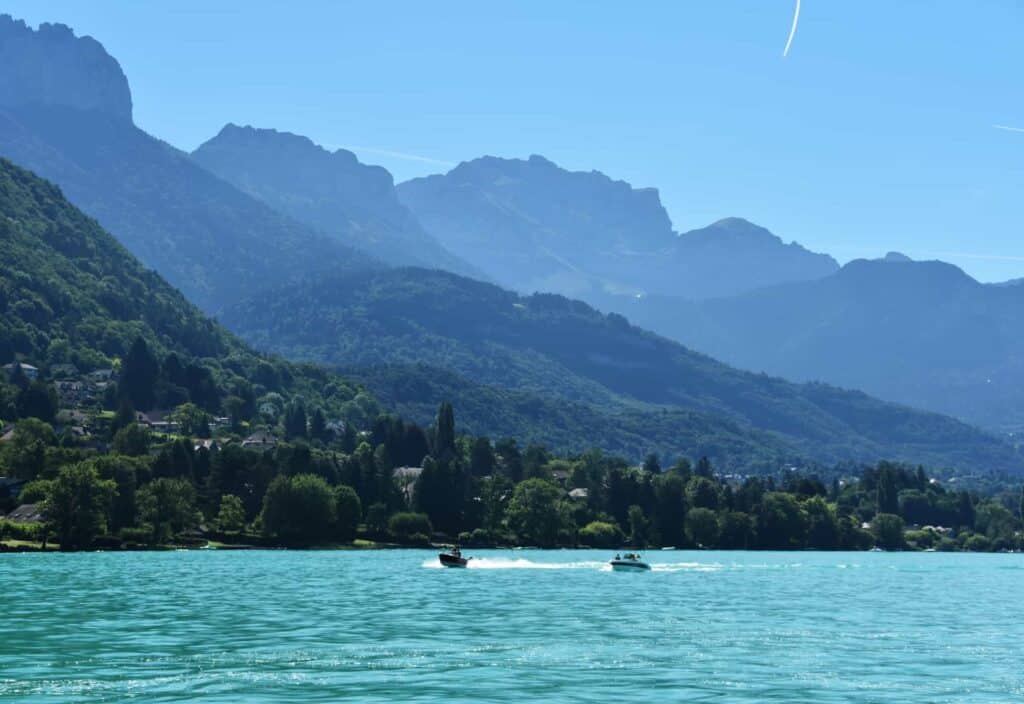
[422,558,722,572]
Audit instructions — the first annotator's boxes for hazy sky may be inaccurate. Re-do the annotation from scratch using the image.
[5,1,1023,281]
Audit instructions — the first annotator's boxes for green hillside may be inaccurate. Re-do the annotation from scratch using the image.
[220,267,1023,474]
[0,156,375,425]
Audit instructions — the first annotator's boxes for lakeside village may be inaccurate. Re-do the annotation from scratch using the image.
[1,358,1023,554]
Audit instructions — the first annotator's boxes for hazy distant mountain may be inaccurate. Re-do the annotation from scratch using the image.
[0,15,376,311]
[397,155,838,301]
[219,267,1021,473]
[624,258,1024,432]
[192,124,478,275]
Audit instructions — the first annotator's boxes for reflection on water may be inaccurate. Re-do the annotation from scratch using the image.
[1,550,1022,702]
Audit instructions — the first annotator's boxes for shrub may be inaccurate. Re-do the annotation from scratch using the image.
[0,519,43,541]
[388,512,432,540]
[578,520,624,548]
[120,526,154,545]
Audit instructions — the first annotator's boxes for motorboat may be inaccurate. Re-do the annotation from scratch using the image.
[610,553,651,571]
[439,547,470,568]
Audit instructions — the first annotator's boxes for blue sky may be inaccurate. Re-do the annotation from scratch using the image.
[6,1,1023,281]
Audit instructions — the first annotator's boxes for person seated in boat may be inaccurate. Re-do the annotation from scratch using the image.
[452,546,461,557]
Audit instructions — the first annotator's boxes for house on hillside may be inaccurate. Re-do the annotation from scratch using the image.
[242,430,278,451]
[393,466,424,502]
[0,427,15,443]
[50,363,79,378]
[2,362,38,380]
[551,468,570,485]
[87,369,116,382]
[53,380,88,406]
[4,503,43,524]
[194,438,220,454]
[568,488,589,500]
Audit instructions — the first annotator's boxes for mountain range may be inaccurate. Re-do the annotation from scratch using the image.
[218,267,1021,473]
[397,155,839,301]
[622,256,1024,432]
[1,13,1021,474]
[191,124,477,277]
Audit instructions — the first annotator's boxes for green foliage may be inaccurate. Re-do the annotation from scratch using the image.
[260,474,336,544]
[872,513,905,550]
[138,478,196,543]
[220,267,1022,474]
[388,512,432,540]
[334,485,362,542]
[44,462,116,549]
[578,521,624,548]
[215,494,246,533]
[685,507,720,547]
[1,418,56,480]
[111,423,150,456]
[505,479,572,547]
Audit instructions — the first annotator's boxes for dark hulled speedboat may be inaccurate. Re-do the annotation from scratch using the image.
[439,547,470,568]
[610,553,651,571]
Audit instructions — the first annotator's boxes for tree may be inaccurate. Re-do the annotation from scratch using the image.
[718,511,755,549]
[1,418,56,480]
[388,512,432,541]
[309,407,328,443]
[686,476,721,511]
[627,504,649,546]
[44,463,116,550]
[804,496,840,550]
[284,398,308,440]
[872,513,904,550]
[138,477,196,543]
[334,484,362,542]
[112,423,151,456]
[172,403,211,438]
[120,337,159,411]
[505,479,571,547]
[433,402,456,462]
[260,473,336,544]
[469,437,495,477]
[16,380,58,423]
[876,466,899,515]
[756,492,809,549]
[685,507,719,547]
[642,453,661,474]
[652,473,686,547]
[215,494,246,532]
[579,521,624,548]
[365,502,389,536]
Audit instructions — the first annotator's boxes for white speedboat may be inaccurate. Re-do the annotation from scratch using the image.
[610,553,651,571]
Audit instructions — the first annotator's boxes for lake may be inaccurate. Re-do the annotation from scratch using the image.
[1,550,1022,702]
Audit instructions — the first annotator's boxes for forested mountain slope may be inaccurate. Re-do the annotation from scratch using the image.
[219,267,1022,473]
[0,156,375,424]
[622,258,1024,432]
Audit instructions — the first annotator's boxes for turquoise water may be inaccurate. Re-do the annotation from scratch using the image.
[1,550,1022,702]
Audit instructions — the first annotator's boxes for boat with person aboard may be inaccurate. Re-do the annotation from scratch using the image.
[439,546,471,568]
[610,553,651,571]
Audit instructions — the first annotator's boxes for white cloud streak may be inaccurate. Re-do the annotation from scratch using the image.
[993,124,1024,133]
[783,0,801,58]
[337,145,456,167]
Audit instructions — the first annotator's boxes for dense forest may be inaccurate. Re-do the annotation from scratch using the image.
[221,267,1022,473]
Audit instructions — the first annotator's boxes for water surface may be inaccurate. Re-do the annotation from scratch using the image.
[2,550,1022,702]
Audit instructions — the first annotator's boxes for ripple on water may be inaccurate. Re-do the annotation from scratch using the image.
[1,550,1023,702]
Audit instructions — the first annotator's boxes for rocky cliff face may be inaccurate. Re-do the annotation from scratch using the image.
[192,124,477,275]
[398,155,838,301]
[0,15,133,121]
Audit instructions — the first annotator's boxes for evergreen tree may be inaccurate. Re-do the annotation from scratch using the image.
[469,437,496,477]
[642,453,662,474]
[309,407,328,443]
[433,401,456,462]
[120,337,159,411]
[876,466,899,515]
[284,398,308,440]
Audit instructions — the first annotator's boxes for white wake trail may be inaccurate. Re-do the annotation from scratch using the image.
[783,0,801,57]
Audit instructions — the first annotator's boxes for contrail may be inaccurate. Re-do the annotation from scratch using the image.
[994,124,1024,133]
[783,0,801,57]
